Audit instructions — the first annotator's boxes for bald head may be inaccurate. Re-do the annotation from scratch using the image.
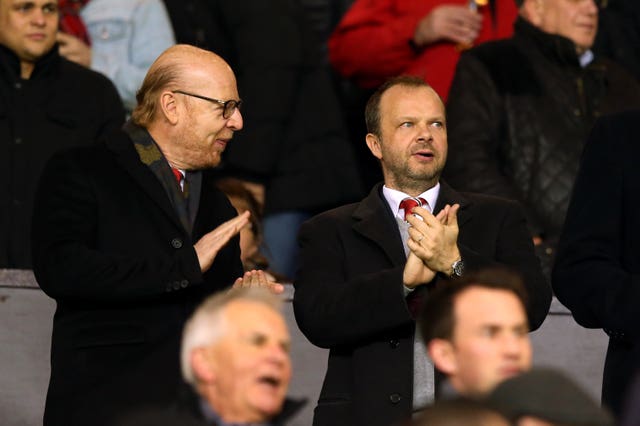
[131,44,236,127]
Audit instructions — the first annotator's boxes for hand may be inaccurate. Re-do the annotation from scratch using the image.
[403,250,436,289]
[233,269,285,294]
[406,204,461,274]
[413,5,482,47]
[238,180,266,207]
[194,211,250,273]
[532,235,543,246]
[57,32,92,67]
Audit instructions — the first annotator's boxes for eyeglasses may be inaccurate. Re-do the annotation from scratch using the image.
[172,90,242,119]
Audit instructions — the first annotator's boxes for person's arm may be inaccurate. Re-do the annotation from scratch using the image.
[293,215,414,348]
[328,0,480,87]
[328,0,426,85]
[553,112,640,339]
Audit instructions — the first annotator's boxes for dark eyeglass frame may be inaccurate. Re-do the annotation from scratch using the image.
[172,90,242,119]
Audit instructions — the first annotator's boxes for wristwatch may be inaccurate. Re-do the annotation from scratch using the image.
[450,258,465,278]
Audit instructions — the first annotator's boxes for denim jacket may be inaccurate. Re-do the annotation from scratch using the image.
[82,0,175,110]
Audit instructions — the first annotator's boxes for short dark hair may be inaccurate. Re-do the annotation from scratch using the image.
[514,0,524,6]
[364,75,432,136]
[419,267,529,344]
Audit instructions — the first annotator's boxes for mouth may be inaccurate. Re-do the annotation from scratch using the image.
[577,23,596,32]
[500,366,523,378]
[412,149,435,161]
[214,139,229,149]
[257,374,283,390]
[27,33,47,41]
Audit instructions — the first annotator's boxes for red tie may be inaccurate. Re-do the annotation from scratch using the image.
[171,168,183,189]
[399,197,427,220]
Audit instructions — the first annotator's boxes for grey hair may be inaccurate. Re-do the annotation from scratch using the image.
[180,287,283,385]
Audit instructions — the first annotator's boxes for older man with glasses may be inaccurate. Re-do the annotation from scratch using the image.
[31,44,281,426]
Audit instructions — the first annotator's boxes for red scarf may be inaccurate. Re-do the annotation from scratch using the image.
[58,0,91,45]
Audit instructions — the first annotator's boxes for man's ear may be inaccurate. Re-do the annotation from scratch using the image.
[191,347,216,384]
[521,0,544,26]
[159,91,179,125]
[428,339,457,375]
[366,133,383,160]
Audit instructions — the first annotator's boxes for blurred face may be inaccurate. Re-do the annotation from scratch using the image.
[436,287,532,396]
[0,0,58,66]
[529,0,598,54]
[203,301,291,423]
[174,66,243,170]
[366,85,447,195]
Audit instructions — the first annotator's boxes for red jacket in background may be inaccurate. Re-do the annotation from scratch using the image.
[328,0,518,100]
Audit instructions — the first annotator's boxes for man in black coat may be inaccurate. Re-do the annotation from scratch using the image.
[553,110,640,417]
[293,76,550,426]
[32,44,279,426]
[0,0,125,268]
[161,0,364,279]
[444,0,640,277]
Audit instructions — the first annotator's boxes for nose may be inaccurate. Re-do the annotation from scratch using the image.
[584,0,598,15]
[416,122,433,142]
[227,107,243,131]
[30,8,48,26]
[502,334,529,358]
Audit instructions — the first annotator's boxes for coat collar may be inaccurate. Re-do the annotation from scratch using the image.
[514,17,583,68]
[103,125,186,232]
[351,182,472,267]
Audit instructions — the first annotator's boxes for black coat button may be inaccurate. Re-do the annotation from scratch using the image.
[172,281,181,290]
[389,393,402,404]
[171,238,183,249]
[180,279,189,288]
[389,339,399,348]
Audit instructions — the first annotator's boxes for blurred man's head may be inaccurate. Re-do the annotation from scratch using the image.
[408,398,510,426]
[181,287,291,424]
[132,44,243,171]
[0,0,59,78]
[520,0,598,55]
[488,368,614,426]
[420,268,532,397]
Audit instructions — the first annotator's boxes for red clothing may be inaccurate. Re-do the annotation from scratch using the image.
[328,0,518,100]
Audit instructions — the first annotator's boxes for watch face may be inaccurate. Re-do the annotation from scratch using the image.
[452,260,465,277]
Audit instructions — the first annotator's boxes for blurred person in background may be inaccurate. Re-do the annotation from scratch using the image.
[0,0,124,268]
[444,0,640,278]
[57,0,175,110]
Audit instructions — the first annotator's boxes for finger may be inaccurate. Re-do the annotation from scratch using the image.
[443,24,475,45]
[407,238,432,262]
[407,226,429,244]
[267,282,285,294]
[208,211,250,241]
[447,204,460,227]
[411,206,440,227]
[56,32,71,42]
[435,206,447,222]
[232,277,243,288]
[253,270,269,287]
